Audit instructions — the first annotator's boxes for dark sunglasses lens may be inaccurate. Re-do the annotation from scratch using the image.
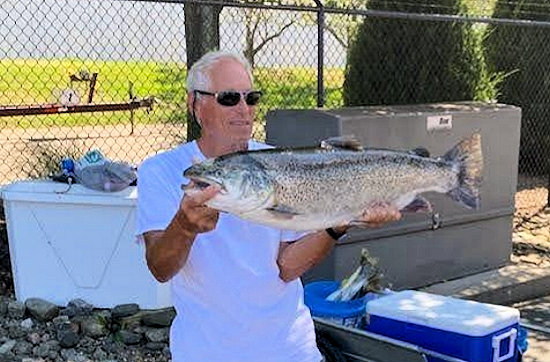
[245,91,262,106]
[217,91,241,106]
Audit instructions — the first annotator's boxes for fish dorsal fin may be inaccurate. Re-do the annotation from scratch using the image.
[408,147,431,158]
[320,136,364,151]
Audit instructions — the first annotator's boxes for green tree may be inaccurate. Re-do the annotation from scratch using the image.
[240,2,297,68]
[343,0,498,106]
[484,0,550,175]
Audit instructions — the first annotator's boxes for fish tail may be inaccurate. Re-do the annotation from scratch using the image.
[443,133,483,209]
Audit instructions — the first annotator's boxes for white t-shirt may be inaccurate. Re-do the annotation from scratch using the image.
[136,140,322,362]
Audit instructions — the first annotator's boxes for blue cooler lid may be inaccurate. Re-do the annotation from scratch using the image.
[304,280,380,318]
[366,290,520,336]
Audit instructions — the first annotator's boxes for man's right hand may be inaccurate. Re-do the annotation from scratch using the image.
[176,184,220,234]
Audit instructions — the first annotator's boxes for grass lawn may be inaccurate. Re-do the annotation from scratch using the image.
[0,58,345,130]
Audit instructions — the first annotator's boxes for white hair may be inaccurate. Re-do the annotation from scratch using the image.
[186,50,254,92]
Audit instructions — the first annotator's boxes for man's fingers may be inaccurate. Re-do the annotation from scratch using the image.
[362,203,401,224]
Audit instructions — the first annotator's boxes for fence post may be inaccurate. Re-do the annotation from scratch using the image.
[314,0,325,108]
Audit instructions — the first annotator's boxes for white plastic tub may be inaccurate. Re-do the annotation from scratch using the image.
[1,180,171,309]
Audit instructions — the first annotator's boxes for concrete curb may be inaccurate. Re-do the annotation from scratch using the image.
[419,263,550,305]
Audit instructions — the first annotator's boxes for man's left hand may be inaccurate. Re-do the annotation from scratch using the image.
[360,202,401,228]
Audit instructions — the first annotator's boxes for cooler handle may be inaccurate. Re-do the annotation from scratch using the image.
[492,328,517,362]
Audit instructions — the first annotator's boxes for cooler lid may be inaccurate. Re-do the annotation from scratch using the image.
[1,180,137,206]
[366,290,519,336]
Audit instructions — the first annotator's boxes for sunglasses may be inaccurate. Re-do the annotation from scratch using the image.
[194,89,262,107]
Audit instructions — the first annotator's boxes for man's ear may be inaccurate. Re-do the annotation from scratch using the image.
[187,91,195,110]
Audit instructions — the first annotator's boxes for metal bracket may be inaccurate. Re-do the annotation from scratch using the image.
[431,212,441,230]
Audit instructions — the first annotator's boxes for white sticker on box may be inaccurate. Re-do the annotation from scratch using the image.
[427,115,452,131]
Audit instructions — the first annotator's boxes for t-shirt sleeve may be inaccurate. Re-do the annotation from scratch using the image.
[280,229,311,243]
[136,158,179,236]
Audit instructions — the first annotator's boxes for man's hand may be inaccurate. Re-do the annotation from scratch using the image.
[176,184,220,234]
[360,202,401,228]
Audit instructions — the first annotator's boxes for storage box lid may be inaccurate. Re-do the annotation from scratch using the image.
[1,180,136,206]
[366,290,519,336]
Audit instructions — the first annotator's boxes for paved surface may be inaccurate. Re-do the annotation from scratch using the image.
[514,295,550,362]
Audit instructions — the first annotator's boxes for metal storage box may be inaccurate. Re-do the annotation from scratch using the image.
[266,102,521,288]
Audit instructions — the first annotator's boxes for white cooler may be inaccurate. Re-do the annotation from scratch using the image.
[1,180,171,309]
[365,290,520,362]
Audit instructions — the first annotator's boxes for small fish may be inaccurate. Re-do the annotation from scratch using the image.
[183,133,483,231]
[326,248,383,302]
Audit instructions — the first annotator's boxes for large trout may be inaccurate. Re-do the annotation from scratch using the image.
[183,133,482,231]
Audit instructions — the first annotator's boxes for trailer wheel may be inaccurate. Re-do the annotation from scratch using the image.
[316,333,347,362]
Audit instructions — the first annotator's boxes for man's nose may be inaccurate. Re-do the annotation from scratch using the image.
[235,96,250,112]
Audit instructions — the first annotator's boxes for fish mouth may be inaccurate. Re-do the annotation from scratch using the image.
[184,176,224,191]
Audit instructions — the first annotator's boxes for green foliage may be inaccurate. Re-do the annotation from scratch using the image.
[484,0,550,175]
[343,0,500,106]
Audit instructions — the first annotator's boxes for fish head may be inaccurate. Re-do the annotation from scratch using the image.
[183,155,274,213]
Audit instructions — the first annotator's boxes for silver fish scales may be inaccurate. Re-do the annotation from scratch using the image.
[183,133,482,231]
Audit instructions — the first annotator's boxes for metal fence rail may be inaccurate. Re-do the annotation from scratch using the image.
[0,0,548,220]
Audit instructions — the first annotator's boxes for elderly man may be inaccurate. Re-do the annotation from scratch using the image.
[136,50,400,362]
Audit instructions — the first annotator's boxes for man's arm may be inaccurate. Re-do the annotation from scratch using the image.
[143,185,219,283]
[277,204,402,282]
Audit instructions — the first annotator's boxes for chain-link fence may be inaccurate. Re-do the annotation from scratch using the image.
[0,0,548,220]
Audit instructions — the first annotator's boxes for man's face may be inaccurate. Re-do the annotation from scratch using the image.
[195,58,256,146]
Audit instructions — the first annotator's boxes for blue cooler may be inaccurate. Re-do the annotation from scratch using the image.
[364,290,520,362]
[304,280,381,328]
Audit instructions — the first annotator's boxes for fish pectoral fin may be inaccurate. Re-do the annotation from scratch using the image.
[266,205,301,220]
[402,196,433,213]
[320,135,364,151]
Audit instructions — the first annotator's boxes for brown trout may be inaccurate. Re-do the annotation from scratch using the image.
[183,133,482,231]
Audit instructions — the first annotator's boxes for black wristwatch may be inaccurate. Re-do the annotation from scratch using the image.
[325,227,346,241]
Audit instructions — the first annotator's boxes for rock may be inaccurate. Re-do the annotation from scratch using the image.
[0,297,8,316]
[52,315,69,326]
[33,340,60,358]
[119,312,144,330]
[60,348,91,362]
[48,350,59,360]
[92,347,107,360]
[163,346,171,358]
[20,318,33,329]
[144,327,169,343]
[8,324,26,339]
[112,304,139,319]
[0,340,16,355]
[25,298,59,322]
[27,332,41,345]
[7,300,25,319]
[141,308,176,327]
[101,340,123,354]
[13,340,32,355]
[145,342,165,351]
[56,320,80,348]
[118,330,141,345]
[22,359,46,362]
[61,299,94,318]
[80,317,108,339]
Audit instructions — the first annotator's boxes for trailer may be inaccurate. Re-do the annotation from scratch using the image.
[314,317,469,362]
